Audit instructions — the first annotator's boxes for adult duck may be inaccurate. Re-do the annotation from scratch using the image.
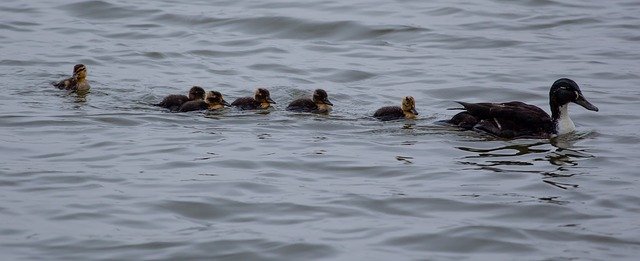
[448,78,598,139]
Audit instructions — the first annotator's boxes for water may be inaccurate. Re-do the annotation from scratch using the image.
[2,0,640,260]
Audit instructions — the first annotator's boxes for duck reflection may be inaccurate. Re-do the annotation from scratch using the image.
[457,141,549,158]
[456,136,595,189]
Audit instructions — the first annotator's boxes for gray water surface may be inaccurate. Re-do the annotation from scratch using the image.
[1,0,640,260]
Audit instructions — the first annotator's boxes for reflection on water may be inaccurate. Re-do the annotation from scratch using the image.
[457,141,550,158]
[456,134,596,189]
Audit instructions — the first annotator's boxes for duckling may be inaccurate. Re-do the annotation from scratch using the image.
[155,86,205,111]
[374,96,418,121]
[231,88,276,110]
[178,90,230,112]
[448,78,599,139]
[52,64,90,93]
[286,89,333,113]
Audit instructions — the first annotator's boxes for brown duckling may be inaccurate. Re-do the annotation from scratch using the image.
[155,86,206,111]
[286,89,333,114]
[374,96,418,121]
[52,64,91,93]
[178,90,230,112]
[231,88,276,110]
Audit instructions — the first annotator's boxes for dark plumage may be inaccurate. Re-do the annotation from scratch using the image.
[287,89,333,113]
[178,100,208,112]
[374,96,418,121]
[231,88,275,110]
[52,64,90,93]
[448,78,599,139]
[374,106,405,121]
[156,86,205,111]
[178,90,230,112]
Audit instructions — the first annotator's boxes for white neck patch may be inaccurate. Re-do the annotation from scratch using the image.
[556,104,575,135]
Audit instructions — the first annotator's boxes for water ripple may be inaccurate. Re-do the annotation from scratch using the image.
[1,0,639,260]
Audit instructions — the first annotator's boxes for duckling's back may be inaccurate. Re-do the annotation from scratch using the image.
[286,98,317,112]
[157,94,189,111]
[231,97,259,110]
[178,100,208,112]
[374,106,404,121]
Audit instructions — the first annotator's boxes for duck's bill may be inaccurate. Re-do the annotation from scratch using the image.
[412,109,419,115]
[575,95,599,111]
[324,99,333,106]
[222,100,231,106]
[267,97,276,104]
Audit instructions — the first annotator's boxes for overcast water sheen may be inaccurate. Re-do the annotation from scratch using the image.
[1,0,640,260]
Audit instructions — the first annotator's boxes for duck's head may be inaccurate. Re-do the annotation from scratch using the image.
[188,86,206,101]
[401,96,418,118]
[549,78,598,112]
[254,88,275,108]
[312,89,333,106]
[205,90,230,109]
[73,64,87,79]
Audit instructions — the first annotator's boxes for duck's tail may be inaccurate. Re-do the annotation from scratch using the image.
[446,101,467,110]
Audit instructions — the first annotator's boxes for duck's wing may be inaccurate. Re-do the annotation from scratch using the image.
[52,77,75,90]
[286,98,316,112]
[456,101,553,138]
[482,101,554,138]
[458,101,550,123]
[456,102,497,119]
[489,101,551,125]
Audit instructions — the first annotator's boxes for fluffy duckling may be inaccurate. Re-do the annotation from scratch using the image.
[286,89,333,113]
[374,96,418,121]
[231,88,276,110]
[52,64,91,93]
[155,86,206,111]
[448,78,599,139]
[178,90,230,112]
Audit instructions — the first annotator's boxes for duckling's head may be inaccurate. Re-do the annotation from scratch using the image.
[188,86,206,101]
[205,90,230,110]
[73,64,87,79]
[254,88,275,108]
[549,78,598,112]
[312,89,333,106]
[401,96,418,118]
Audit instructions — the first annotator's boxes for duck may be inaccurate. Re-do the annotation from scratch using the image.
[374,96,418,121]
[231,88,276,110]
[155,86,206,111]
[178,90,230,112]
[52,64,91,93]
[447,78,599,139]
[286,89,333,114]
